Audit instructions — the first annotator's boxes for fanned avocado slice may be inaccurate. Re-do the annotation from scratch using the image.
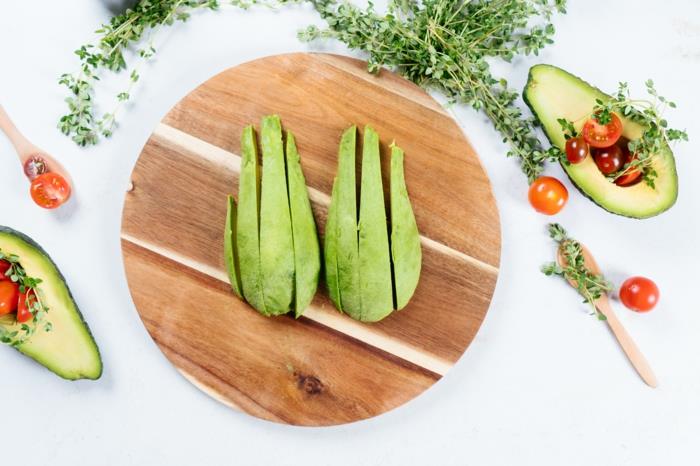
[224,195,243,298]
[236,125,266,314]
[335,126,362,317]
[324,179,342,311]
[285,132,321,318]
[259,115,295,314]
[523,64,678,218]
[389,144,422,310]
[0,227,102,380]
[357,126,393,322]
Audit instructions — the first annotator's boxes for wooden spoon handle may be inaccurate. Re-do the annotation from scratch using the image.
[597,298,658,388]
[0,104,33,158]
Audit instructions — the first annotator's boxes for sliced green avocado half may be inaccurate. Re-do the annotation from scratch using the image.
[523,64,678,219]
[0,227,102,380]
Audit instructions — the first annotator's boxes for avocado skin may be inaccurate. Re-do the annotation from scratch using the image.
[0,226,102,380]
[522,64,678,219]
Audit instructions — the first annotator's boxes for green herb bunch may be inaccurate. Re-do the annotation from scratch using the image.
[0,250,52,347]
[541,223,612,319]
[299,0,567,181]
[58,0,234,146]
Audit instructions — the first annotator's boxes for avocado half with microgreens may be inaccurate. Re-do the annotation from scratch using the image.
[0,227,102,380]
[324,126,422,323]
[224,115,321,318]
[523,64,678,218]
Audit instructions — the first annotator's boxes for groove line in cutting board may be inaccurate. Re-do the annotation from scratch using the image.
[152,123,499,276]
[121,232,453,376]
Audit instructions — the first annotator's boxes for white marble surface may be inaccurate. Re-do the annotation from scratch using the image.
[1,1,699,465]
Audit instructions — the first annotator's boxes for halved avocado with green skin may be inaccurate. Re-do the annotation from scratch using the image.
[0,227,102,380]
[523,64,678,218]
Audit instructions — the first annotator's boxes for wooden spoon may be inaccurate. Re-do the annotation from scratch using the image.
[0,104,73,186]
[557,244,658,388]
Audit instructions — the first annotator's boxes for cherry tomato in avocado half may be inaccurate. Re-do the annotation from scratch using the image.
[16,290,37,323]
[592,145,625,175]
[582,112,623,148]
[614,146,642,186]
[0,281,20,316]
[565,137,589,164]
[30,172,71,210]
[528,176,568,215]
[619,276,659,312]
[0,260,11,281]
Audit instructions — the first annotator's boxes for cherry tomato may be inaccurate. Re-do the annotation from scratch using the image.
[30,172,71,209]
[592,145,624,175]
[0,281,20,316]
[582,112,623,148]
[23,156,48,181]
[619,276,659,312]
[0,260,11,281]
[528,176,568,215]
[565,137,589,164]
[615,146,642,186]
[16,290,36,324]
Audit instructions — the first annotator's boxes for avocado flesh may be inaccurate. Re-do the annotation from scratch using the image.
[285,132,321,317]
[390,145,422,310]
[224,195,243,298]
[358,126,394,322]
[259,115,295,315]
[335,126,362,317]
[237,125,266,314]
[0,227,102,380]
[523,64,678,218]
[324,179,342,310]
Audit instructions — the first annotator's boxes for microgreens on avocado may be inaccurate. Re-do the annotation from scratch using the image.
[556,80,688,187]
[0,250,52,347]
[541,223,612,320]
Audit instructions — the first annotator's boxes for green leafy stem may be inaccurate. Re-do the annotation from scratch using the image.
[0,250,52,348]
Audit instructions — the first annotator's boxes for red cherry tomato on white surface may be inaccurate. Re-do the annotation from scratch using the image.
[619,276,659,312]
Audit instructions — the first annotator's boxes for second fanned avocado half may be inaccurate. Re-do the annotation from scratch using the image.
[324,125,422,323]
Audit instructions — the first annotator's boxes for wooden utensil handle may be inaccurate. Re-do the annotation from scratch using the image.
[597,298,658,388]
[0,104,33,157]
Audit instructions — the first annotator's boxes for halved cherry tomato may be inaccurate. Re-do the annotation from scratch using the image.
[592,145,624,175]
[528,176,568,215]
[582,112,623,148]
[0,281,20,316]
[0,260,11,281]
[16,290,36,323]
[565,137,589,164]
[619,276,659,312]
[615,146,642,186]
[30,172,71,209]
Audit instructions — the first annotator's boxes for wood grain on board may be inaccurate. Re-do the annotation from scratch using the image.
[122,53,501,426]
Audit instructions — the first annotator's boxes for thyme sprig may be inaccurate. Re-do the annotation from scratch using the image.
[541,223,612,320]
[58,0,230,146]
[0,250,52,347]
[300,0,567,182]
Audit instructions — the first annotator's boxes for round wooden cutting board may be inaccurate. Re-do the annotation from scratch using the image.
[122,53,501,426]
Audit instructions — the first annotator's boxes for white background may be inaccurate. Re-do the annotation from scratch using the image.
[1,1,699,465]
